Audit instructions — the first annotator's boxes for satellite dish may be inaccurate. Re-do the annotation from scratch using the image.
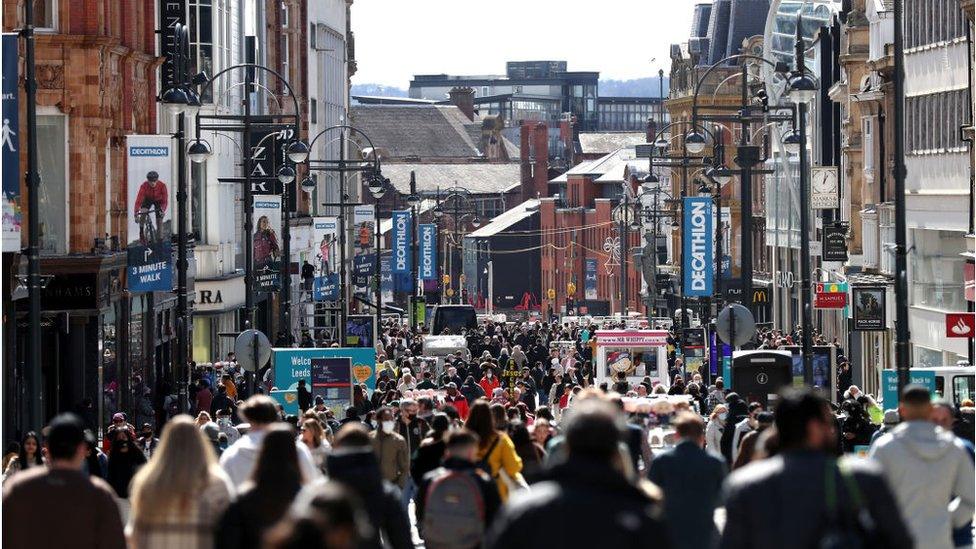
[717,304,756,347]
[234,329,272,372]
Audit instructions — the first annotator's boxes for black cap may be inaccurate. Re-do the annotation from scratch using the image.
[47,413,94,460]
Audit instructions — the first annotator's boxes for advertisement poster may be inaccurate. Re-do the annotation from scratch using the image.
[880,370,935,408]
[345,314,376,348]
[126,135,174,292]
[391,210,412,273]
[852,287,885,331]
[254,195,282,291]
[353,205,375,250]
[311,357,353,416]
[271,347,377,416]
[2,34,21,251]
[312,216,338,275]
[380,256,394,304]
[682,197,713,297]
[584,259,598,300]
[419,223,437,280]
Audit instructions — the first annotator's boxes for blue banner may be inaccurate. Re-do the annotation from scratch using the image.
[313,273,339,301]
[584,258,598,300]
[391,210,411,273]
[682,196,713,297]
[2,34,21,251]
[353,253,374,286]
[419,224,437,280]
[127,242,174,292]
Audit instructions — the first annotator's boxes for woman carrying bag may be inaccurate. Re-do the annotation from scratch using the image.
[465,399,526,502]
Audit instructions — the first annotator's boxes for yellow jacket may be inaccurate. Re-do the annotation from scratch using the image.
[476,432,524,502]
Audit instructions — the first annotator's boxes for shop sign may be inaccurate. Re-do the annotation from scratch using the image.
[594,330,669,347]
[811,166,839,209]
[682,197,713,297]
[391,210,411,273]
[945,312,975,338]
[880,370,935,408]
[419,224,437,280]
[823,223,849,262]
[852,286,886,331]
[41,273,101,311]
[814,282,847,309]
[584,259,598,300]
[193,277,245,313]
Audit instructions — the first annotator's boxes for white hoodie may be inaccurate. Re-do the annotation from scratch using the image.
[219,429,321,487]
[869,421,975,549]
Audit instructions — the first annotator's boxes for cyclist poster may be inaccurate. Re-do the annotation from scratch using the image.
[254,195,282,291]
[126,135,173,292]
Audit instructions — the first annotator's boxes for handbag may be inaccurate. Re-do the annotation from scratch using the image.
[498,467,530,493]
[819,458,880,549]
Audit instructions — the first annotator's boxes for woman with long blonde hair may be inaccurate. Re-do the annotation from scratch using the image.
[128,415,234,549]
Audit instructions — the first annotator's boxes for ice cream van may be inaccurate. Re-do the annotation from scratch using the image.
[594,329,671,389]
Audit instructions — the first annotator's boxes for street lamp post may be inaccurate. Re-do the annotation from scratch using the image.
[788,14,819,380]
[892,0,911,392]
[366,171,389,339]
[407,173,421,329]
[23,0,43,429]
[432,186,480,305]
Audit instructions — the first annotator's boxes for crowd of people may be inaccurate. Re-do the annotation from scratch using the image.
[3,318,975,549]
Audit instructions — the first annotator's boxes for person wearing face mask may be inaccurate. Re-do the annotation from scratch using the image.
[106,428,147,500]
[730,401,763,462]
[370,407,410,492]
[706,405,728,459]
[480,367,500,397]
[721,388,912,549]
[444,383,470,419]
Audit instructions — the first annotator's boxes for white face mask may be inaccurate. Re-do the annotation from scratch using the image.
[381,420,395,434]
[718,412,728,421]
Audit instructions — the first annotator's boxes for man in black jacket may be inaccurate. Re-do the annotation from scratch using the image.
[720,388,913,549]
[649,412,726,549]
[416,429,501,532]
[326,424,412,549]
[486,398,671,549]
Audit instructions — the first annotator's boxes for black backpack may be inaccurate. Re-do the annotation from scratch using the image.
[421,469,487,549]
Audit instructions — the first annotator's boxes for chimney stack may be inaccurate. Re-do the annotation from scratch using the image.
[448,86,476,121]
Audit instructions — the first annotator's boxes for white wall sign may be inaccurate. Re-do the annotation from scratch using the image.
[811,166,839,209]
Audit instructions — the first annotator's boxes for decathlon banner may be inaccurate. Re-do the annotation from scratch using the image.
[419,224,437,280]
[391,210,411,274]
[126,135,174,292]
[682,196,713,297]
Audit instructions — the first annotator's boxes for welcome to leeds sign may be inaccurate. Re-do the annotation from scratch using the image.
[683,197,713,297]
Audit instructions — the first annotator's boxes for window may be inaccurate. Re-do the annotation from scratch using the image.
[281,2,289,28]
[37,114,67,254]
[481,86,489,97]
[310,23,316,49]
[25,0,57,31]
[191,161,206,243]
[310,98,318,124]
[862,117,873,171]
[954,375,975,404]
[189,0,214,103]
[910,229,967,311]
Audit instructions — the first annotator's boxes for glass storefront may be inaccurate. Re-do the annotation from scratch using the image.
[910,229,967,311]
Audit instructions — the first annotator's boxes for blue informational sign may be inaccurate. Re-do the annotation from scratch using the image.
[391,210,411,273]
[419,224,437,280]
[880,370,936,409]
[353,253,374,286]
[682,197,713,297]
[271,347,377,416]
[584,258,598,300]
[380,256,393,294]
[2,34,21,251]
[127,242,174,292]
[313,273,339,301]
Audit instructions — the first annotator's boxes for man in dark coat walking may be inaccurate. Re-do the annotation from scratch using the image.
[649,412,726,549]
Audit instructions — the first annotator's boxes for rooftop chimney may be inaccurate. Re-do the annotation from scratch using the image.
[448,86,476,121]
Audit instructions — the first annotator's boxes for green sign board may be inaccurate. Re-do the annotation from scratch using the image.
[880,370,936,408]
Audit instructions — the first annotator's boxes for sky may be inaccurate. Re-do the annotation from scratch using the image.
[350,0,703,88]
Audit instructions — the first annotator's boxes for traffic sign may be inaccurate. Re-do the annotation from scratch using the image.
[234,329,271,372]
[946,313,975,338]
[717,303,756,347]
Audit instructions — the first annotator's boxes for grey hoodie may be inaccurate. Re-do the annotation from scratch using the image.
[869,421,975,549]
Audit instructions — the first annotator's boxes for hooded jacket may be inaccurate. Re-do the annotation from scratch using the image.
[325,450,412,549]
[869,421,975,549]
[218,429,321,487]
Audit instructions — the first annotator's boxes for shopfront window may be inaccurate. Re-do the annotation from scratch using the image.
[37,114,67,254]
[100,306,118,427]
[910,229,966,311]
[193,316,212,363]
[914,345,943,368]
[189,0,214,103]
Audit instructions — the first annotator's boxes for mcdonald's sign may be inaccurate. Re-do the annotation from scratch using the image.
[752,288,770,304]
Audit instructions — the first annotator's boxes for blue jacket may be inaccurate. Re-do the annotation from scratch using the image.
[649,440,727,549]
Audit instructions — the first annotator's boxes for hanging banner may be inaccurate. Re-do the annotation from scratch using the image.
[814,282,848,309]
[313,273,339,302]
[682,196,713,297]
[584,258,598,300]
[2,34,21,252]
[380,255,394,304]
[852,286,886,331]
[823,223,849,262]
[126,135,174,292]
[312,216,338,275]
[353,253,374,287]
[248,123,286,195]
[419,224,437,280]
[353,205,375,250]
[391,210,412,273]
[254,195,282,291]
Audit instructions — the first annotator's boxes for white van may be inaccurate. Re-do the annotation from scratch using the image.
[929,366,975,407]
